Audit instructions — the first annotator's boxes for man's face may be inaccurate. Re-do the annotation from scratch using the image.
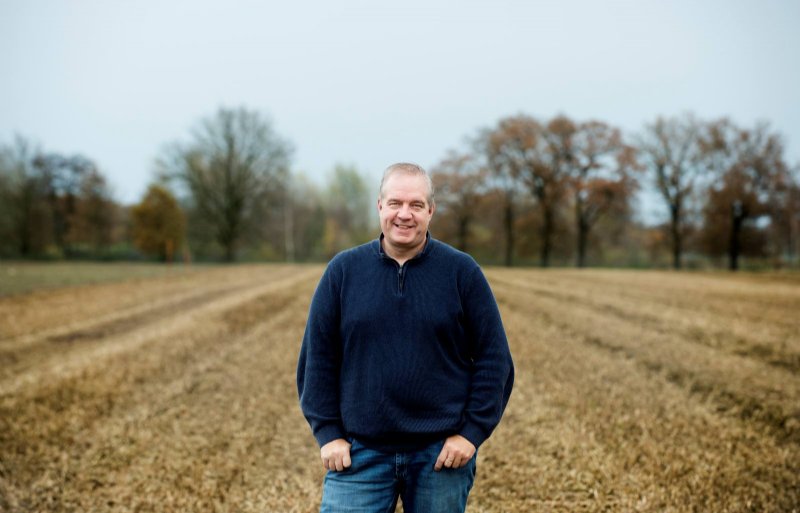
[377,172,435,254]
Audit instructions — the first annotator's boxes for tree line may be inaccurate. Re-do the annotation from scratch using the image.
[1,107,798,270]
[436,113,798,270]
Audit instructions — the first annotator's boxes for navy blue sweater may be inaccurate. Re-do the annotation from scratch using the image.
[297,235,514,452]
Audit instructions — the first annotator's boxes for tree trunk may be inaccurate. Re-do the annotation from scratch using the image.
[728,200,745,271]
[220,218,238,263]
[540,203,554,268]
[457,215,469,253]
[18,187,34,257]
[670,203,682,269]
[284,197,295,263]
[63,192,76,258]
[504,193,514,267]
[577,217,588,268]
[575,192,587,268]
[18,215,31,257]
[224,242,236,263]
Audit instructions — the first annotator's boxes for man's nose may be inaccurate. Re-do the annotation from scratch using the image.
[398,205,412,218]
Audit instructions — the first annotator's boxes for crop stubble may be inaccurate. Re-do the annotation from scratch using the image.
[0,266,797,512]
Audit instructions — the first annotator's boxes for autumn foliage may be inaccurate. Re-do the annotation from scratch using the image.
[131,185,186,262]
[1,109,798,269]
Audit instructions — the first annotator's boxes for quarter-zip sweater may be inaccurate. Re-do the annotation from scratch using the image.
[297,234,514,452]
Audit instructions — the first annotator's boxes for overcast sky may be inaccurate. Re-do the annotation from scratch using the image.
[1,0,798,223]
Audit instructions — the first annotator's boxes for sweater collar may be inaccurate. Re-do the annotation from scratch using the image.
[374,232,433,262]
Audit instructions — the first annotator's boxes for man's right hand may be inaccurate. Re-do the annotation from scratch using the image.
[320,438,352,471]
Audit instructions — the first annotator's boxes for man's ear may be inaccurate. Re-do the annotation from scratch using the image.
[376,196,383,212]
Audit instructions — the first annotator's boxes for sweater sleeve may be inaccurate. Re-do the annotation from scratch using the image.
[296,262,347,447]
[457,265,515,449]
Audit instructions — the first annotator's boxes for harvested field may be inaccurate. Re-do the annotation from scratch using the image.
[0,262,202,297]
[0,265,798,512]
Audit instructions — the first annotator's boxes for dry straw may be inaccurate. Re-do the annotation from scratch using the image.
[1,266,798,512]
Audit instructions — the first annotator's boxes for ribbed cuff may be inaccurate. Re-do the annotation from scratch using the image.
[458,422,488,450]
[314,423,347,448]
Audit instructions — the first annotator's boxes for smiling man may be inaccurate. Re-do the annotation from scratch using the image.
[297,162,514,513]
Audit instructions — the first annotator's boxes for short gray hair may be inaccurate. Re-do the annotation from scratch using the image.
[379,162,435,206]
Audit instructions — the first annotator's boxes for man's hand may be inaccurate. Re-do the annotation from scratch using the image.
[434,434,476,471]
[320,438,352,471]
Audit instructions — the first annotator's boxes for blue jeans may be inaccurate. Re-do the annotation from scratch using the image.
[320,438,477,513]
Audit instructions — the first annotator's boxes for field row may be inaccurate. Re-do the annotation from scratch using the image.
[0,266,798,512]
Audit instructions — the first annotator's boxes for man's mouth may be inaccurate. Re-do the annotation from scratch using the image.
[394,223,414,230]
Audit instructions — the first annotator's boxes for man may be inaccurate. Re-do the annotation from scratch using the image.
[297,162,514,512]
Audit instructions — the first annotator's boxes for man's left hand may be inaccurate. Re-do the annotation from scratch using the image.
[434,434,476,471]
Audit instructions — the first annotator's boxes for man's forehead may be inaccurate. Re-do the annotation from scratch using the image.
[383,174,429,195]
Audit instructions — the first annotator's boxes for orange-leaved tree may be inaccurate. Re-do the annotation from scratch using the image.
[699,119,790,270]
[131,184,186,262]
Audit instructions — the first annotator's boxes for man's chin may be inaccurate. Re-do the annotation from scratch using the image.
[388,235,422,248]
[390,230,415,241]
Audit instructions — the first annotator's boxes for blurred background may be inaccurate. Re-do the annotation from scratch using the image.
[1,0,798,269]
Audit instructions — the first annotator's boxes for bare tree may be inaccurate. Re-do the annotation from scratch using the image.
[158,107,292,262]
[0,136,50,257]
[68,168,116,256]
[0,137,117,259]
[638,114,707,269]
[566,120,640,267]
[31,153,95,257]
[775,166,800,265]
[431,150,487,253]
